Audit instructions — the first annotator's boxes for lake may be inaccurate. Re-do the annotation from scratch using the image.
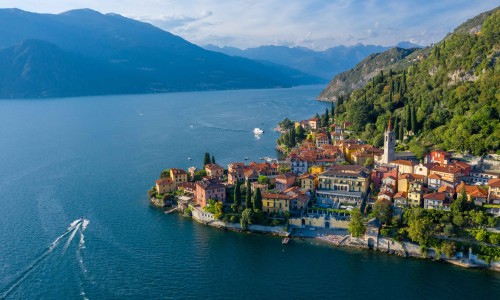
[0,85,499,299]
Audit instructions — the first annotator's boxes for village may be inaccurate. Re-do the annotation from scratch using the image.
[148,111,500,270]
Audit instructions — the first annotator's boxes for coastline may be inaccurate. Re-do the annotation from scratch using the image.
[177,203,500,272]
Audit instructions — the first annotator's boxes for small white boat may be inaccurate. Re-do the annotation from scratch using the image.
[253,128,264,134]
[187,157,192,160]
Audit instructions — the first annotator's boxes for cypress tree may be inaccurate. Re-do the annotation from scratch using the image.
[399,121,404,141]
[389,90,393,102]
[406,105,411,130]
[211,155,216,164]
[245,180,252,208]
[411,106,417,133]
[234,181,241,206]
[380,70,384,82]
[289,128,296,147]
[203,152,211,166]
[252,187,262,210]
[331,101,335,119]
[394,115,399,137]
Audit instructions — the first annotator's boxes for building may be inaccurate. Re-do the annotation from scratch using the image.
[391,160,416,175]
[467,169,500,185]
[276,172,297,192]
[262,192,293,214]
[430,165,464,187]
[423,192,448,210]
[170,168,188,185]
[290,155,308,174]
[195,178,226,207]
[156,178,177,194]
[308,118,320,130]
[381,120,395,164]
[316,167,369,207]
[398,173,425,193]
[426,150,452,165]
[315,133,330,147]
[204,163,224,178]
[228,169,245,185]
[456,182,488,205]
[298,173,317,192]
[428,173,442,190]
[488,178,500,204]
[394,192,408,208]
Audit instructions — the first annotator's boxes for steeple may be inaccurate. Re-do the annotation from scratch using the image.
[382,116,395,164]
[387,118,392,132]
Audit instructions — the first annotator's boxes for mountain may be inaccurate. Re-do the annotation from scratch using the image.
[318,47,421,101]
[0,9,322,99]
[204,43,421,80]
[329,7,499,156]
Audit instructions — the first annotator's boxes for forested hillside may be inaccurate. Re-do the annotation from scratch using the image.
[332,7,499,157]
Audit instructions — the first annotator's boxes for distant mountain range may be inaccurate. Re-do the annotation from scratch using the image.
[204,42,421,80]
[0,9,323,98]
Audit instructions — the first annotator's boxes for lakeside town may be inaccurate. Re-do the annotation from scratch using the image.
[148,109,500,271]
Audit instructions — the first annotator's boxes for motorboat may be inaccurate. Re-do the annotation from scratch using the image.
[253,128,264,134]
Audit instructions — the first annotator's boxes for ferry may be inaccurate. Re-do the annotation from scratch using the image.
[253,128,264,134]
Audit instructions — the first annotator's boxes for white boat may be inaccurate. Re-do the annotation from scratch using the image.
[253,128,264,134]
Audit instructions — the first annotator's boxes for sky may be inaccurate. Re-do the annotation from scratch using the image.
[0,0,497,50]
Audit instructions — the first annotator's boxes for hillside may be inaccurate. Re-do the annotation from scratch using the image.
[0,9,321,99]
[331,7,500,156]
[204,43,420,80]
[318,47,421,101]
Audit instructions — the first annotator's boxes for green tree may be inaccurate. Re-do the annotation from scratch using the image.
[489,234,500,245]
[453,214,465,227]
[160,168,171,178]
[252,187,263,210]
[371,199,392,224]
[406,104,411,131]
[245,180,252,208]
[451,187,467,214]
[295,125,306,143]
[475,229,488,242]
[441,241,457,258]
[331,101,335,120]
[240,208,253,230]
[257,175,270,185]
[211,155,216,164]
[408,214,433,245]
[411,105,417,133]
[234,181,241,206]
[289,128,296,148]
[398,121,404,141]
[203,152,211,166]
[348,209,366,237]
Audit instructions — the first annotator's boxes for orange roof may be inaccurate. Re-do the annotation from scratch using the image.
[262,192,293,200]
[438,186,455,194]
[428,173,441,180]
[488,178,500,188]
[431,165,462,174]
[394,192,408,198]
[205,163,224,171]
[171,168,187,175]
[391,160,416,167]
[456,182,488,198]
[423,192,446,201]
[156,178,174,185]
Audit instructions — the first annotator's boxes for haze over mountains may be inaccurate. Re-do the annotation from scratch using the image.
[204,42,421,80]
[0,8,323,98]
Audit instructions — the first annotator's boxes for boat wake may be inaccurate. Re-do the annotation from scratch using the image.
[1,218,90,299]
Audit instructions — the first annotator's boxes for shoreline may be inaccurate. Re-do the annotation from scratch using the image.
[177,203,500,272]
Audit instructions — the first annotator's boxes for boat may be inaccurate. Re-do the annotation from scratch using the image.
[282,237,291,245]
[253,128,264,134]
[187,157,192,160]
[244,157,249,160]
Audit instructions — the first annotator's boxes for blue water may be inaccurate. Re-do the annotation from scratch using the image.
[0,86,499,299]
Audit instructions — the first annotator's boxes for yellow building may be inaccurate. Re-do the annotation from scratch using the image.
[316,166,370,207]
[262,192,292,214]
[170,168,188,185]
[408,190,423,207]
[310,165,325,175]
[156,178,177,194]
[298,173,317,192]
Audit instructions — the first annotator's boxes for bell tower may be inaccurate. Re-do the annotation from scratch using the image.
[382,119,395,164]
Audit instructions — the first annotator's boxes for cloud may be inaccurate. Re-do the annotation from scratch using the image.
[138,10,213,30]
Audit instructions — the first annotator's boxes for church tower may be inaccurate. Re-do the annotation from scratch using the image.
[382,119,395,164]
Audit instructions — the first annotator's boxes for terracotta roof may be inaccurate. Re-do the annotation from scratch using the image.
[431,165,462,174]
[453,161,471,169]
[156,178,174,185]
[309,118,320,122]
[423,192,446,201]
[391,160,416,167]
[488,178,500,188]
[298,173,316,180]
[456,182,488,198]
[431,150,451,156]
[438,186,455,194]
[262,192,293,200]
[394,192,408,198]
[428,173,441,180]
[196,178,225,190]
[277,172,297,180]
[205,163,224,171]
[171,168,187,175]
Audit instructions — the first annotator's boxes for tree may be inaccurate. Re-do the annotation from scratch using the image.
[398,121,404,141]
[408,215,433,245]
[411,105,417,133]
[331,101,335,120]
[441,241,457,258]
[257,175,270,185]
[160,169,171,178]
[234,181,241,206]
[475,229,488,242]
[240,208,253,230]
[295,125,306,143]
[211,155,216,164]
[252,187,263,210]
[203,152,211,166]
[371,199,392,224]
[348,209,365,237]
[245,180,252,208]
[406,104,411,131]
[289,128,296,148]
[451,187,467,214]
